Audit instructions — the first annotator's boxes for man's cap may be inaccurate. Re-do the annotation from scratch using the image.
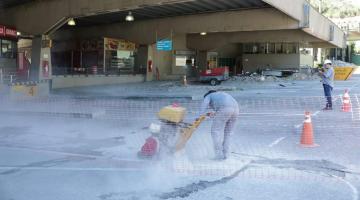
[204,90,217,98]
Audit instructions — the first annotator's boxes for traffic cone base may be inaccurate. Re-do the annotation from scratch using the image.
[300,143,319,148]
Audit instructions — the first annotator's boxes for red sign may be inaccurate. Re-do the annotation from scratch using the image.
[5,27,17,38]
[0,26,5,37]
[0,25,17,38]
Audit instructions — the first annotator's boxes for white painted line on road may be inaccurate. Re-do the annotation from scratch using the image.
[313,111,320,116]
[0,166,143,172]
[294,110,321,129]
[331,175,359,200]
[349,82,360,92]
[239,113,304,116]
[0,146,152,165]
[268,137,286,148]
[294,124,302,129]
[0,145,100,159]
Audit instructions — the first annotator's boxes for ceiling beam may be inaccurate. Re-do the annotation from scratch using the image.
[198,0,228,10]
[216,0,240,9]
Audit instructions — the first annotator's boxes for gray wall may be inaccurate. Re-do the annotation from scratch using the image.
[134,45,148,73]
[214,44,242,58]
[0,58,16,70]
[242,54,301,72]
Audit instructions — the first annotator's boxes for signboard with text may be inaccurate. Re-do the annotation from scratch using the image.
[0,25,17,39]
[157,39,172,51]
[0,25,5,37]
[5,28,17,38]
[104,37,136,51]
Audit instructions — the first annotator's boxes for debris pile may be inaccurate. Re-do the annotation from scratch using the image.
[230,71,320,83]
[284,72,320,81]
[332,60,358,67]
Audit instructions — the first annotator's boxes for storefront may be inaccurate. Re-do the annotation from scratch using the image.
[52,37,146,76]
[0,25,18,83]
[51,37,146,89]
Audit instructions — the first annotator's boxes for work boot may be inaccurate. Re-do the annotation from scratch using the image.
[322,107,333,111]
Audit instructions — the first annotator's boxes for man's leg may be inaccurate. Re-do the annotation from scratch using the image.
[223,113,238,159]
[328,86,333,108]
[211,113,228,159]
[323,84,332,108]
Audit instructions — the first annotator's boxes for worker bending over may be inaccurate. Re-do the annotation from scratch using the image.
[200,90,239,160]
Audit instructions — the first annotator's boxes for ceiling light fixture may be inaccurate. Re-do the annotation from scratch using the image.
[200,32,207,36]
[67,18,76,26]
[125,11,134,22]
[16,32,21,36]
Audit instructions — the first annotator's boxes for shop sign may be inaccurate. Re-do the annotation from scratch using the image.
[157,39,172,51]
[0,25,5,36]
[104,37,136,51]
[5,27,17,38]
[0,25,17,38]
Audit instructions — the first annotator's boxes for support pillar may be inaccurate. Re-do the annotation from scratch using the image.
[30,36,41,81]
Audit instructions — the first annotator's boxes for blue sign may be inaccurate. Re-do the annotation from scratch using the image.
[157,39,172,51]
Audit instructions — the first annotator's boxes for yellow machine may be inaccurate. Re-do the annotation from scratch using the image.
[158,105,186,123]
[175,115,206,151]
[139,105,206,158]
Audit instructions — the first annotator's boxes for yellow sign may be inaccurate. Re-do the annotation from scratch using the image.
[334,67,355,81]
[104,37,136,51]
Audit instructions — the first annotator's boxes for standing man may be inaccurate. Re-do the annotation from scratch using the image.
[200,90,239,160]
[319,59,335,110]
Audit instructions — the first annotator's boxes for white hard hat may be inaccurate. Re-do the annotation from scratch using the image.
[324,59,332,65]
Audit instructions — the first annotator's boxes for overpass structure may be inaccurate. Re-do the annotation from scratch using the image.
[0,0,346,89]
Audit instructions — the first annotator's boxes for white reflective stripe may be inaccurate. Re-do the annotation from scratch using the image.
[304,117,311,123]
[344,99,350,104]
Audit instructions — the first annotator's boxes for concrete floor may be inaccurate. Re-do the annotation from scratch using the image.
[1,75,360,200]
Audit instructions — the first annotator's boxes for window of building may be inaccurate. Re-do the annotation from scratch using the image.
[0,39,17,59]
[176,56,187,67]
[267,43,275,54]
[244,42,299,54]
[107,50,135,74]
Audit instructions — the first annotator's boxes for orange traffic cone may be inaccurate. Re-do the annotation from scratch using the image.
[300,111,319,147]
[342,89,352,112]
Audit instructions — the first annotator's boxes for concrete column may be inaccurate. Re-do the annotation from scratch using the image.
[197,51,208,71]
[30,35,53,81]
[154,49,172,80]
[39,46,52,80]
[30,36,41,81]
[146,45,155,81]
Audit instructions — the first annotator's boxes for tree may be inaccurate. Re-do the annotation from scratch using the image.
[308,0,360,18]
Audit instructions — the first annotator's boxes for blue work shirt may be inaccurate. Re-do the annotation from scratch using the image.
[200,92,239,115]
[321,66,334,88]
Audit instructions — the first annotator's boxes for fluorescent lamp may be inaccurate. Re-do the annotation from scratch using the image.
[68,18,76,26]
[200,32,207,36]
[126,12,134,22]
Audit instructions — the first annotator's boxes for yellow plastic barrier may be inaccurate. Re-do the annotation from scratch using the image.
[11,85,38,96]
[334,67,355,81]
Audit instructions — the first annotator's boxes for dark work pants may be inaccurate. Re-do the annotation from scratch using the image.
[323,84,333,108]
